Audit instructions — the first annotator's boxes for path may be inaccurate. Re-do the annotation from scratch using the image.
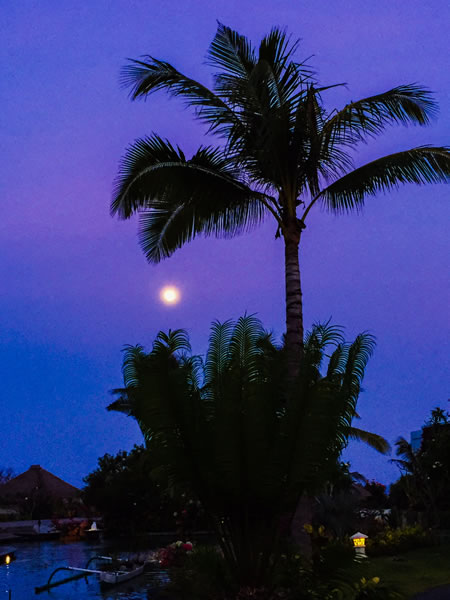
[413,585,450,599]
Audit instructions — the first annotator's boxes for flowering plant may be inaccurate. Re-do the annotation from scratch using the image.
[367,525,432,556]
[157,540,193,568]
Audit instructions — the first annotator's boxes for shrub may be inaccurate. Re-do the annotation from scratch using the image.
[340,577,403,599]
[157,540,193,568]
[163,545,234,600]
[366,525,433,556]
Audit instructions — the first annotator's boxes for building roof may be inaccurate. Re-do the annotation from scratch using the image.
[0,465,80,500]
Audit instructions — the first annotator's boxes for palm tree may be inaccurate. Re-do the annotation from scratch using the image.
[112,23,450,380]
[391,437,439,524]
[427,406,449,425]
[108,316,387,586]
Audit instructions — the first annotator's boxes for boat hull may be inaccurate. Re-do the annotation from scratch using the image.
[99,564,144,586]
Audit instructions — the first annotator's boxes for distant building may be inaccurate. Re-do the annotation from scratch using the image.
[0,465,81,518]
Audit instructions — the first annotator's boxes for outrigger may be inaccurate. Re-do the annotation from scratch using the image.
[35,555,144,593]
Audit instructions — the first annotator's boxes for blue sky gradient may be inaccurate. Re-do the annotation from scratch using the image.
[1,0,449,486]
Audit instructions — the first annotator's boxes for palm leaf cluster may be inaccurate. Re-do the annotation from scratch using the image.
[108,315,386,585]
[112,23,450,379]
[391,431,450,525]
[113,23,450,259]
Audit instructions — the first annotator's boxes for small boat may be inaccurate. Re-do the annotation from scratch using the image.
[35,563,145,594]
[99,564,145,586]
[0,546,16,565]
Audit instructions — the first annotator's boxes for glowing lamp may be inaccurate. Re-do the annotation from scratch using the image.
[350,532,368,558]
[5,555,11,565]
[353,537,366,547]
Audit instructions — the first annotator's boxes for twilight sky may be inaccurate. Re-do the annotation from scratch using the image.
[1,0,449,488]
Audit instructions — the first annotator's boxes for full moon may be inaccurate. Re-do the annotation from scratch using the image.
[160,285,181,305]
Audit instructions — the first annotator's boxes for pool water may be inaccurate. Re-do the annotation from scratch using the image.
[0,540,167,599]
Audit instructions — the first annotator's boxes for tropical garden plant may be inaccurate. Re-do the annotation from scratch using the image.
[112,23,450,379]
[390,437,437,520]
[108,315,387,588]
[390,407,450,526]
[366,525,433,557]
[83,445,179,534]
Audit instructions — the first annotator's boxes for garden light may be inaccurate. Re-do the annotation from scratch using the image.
[0,547,16,566]
[350,532,368,558]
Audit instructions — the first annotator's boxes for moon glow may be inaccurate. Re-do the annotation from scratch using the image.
[160,285,181,305]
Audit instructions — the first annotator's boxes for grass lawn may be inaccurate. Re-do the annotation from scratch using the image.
[361,544,450,598]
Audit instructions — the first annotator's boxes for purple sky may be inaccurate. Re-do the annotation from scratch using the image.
[1,1,449,488]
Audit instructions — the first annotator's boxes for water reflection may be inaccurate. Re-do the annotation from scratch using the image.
[0,540,165,599]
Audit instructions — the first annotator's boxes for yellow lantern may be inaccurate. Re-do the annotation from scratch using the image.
[353,537,365,547]
[5,555,11,565]
[350,532,368,558]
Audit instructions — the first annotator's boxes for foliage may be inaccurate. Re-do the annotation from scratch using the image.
[113,22,450,378]
[83,445,177,534]
[157,540,194,568]
[426,407,449,426]
[348,578,403,600]
[390,407,450,524]
[313,492,361,538]
[115,22,450,250]
[309,463,381,540]
[363,481,388,509]
[390,438,433,512]
[388,476,411,512]
[164,541,402,600]
[366,526,433,557]
[108,315,386,586]
[419,424,450,512]
[0,467,14,484]
[163,545,234,600]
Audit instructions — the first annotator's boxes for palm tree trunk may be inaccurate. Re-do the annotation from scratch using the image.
[284,220,304,381]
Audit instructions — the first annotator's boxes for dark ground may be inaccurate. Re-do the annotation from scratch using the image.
[413,586,450,599]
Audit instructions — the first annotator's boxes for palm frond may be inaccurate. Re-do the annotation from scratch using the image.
[322,85,438,146]
[181,354,204,393]
[305,320,345,351]
[345,333,376,385]
[326,343,349,378]
[319,146,450,213]
[207,22,257,79]
[120,56,241,138]
[106,388,134,415]
[390,458,413,472]
[111,134,186,218]
[112,136,270,262]
[303,320,345,377]
[228,314,265,381]
[394,436,418,460]
[121,344,147,387]
[204,319,234,387]
[152,328,191,356]
[348,427,391,454]
[258,27,313,107]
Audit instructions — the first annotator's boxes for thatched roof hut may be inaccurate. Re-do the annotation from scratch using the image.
[0,465,79,501]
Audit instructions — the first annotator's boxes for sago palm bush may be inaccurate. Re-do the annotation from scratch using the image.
[112,23,450,379]
[108,315,387,586]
